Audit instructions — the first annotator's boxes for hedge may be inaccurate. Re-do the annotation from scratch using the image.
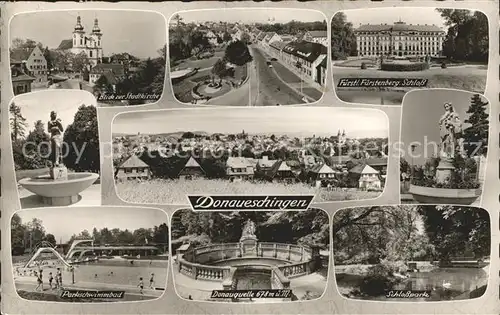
[381,62,430,71]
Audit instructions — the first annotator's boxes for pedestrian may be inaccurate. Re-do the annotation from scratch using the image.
[48,272,54,290]
[149,273,155,289]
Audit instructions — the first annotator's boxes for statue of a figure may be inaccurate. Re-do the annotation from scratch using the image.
[243,219,256,236]
[48,111,64,166]
[438,102,464,160]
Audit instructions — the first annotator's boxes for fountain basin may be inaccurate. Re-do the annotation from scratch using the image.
[409,184,480,205]
[18,172,99,206]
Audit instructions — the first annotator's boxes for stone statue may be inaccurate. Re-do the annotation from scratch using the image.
[242,219,256,237]
[48,111,64,166]
[438,102,464,160]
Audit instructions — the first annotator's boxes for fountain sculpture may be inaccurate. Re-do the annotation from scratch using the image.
[18,111,99,206]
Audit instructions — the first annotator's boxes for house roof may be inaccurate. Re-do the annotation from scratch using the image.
[349,164,379,174]
[119,155,149,168]
[320,56,327,68]
[226,157,254,169]
[57,39,73,50]
[277,161,292,171]
[258,157,277,168]
[308,30,328,38]
[257,32,267,41]
[310,163,335,174]
[356,22,443,33]
[10,47,36,63]
[365,157,388,166]
[269,41,290,51]
[12,73,35,82]
[329,155,352,164]
[184,156,202,168]
[282,40,327,63]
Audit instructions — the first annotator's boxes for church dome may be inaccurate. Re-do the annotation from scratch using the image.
[92,18,102,34]
[74,16,84,32]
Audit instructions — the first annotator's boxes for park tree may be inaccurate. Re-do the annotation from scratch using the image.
[211,58,227,83]
[331,12,357,59]
[43,47,53,71]
[437,9,489,62]
[463,94,489,156]
[418,205,490,261]
[63,104,100,173]
[225,41,253,66]
[11,213,27,255]
[44,233,57,246]
[23,120,51,169]
[11,38,43,50]
[94,75,114,94]
[9,102,27,141]
[71,52,91,73]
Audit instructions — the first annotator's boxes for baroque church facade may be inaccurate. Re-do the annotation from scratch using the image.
[58,16,104,66]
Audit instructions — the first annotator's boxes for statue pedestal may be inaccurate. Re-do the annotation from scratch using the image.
[239,235,257,256]
[50,166,68,181]
[436,159,454,184]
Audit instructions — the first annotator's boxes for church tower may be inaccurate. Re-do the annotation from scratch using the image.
[72,16,86,55]
[89,18,103,65]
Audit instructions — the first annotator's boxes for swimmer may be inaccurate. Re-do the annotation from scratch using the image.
[95,273,98,279]
[137,277,144,294]
[35,273,43,291]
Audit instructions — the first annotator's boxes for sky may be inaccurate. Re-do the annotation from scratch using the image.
[10,10,166,58]
[113,107,389,138]
[10,90,96,133]
[15,207,168,243]
[340,7,467,29]
[171,9,326,24]
[401,90,489,166]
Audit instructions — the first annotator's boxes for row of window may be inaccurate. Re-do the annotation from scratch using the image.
[356,31,444,36]
[360,42,441,47]
[358,36,442,42]
[29,64,46,70]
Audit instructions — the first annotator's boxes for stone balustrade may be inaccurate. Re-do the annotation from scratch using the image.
[177,242,320,286]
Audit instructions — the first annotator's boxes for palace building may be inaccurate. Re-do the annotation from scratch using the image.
[354,21,446,57]
[58,16,103,66]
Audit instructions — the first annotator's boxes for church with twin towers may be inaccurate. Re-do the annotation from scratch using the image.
[58,15,104,66]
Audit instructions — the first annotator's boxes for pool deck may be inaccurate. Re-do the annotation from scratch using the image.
[15,277,163,300]
[173,265,327,301]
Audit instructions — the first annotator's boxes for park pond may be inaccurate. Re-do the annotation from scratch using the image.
[336,266,488,301]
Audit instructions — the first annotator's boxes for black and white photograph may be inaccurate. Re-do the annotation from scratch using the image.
[11,206,169,302]
[333,205,490,301]
[169,9,327,106]
[9,90,100,208]
[9,10,166,106]
[399,89,489,206]
[171,208,329,302]
[111,107,389,204]
[331,8,488,105]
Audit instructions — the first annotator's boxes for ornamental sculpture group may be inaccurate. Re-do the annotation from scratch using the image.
[437,102,466,183]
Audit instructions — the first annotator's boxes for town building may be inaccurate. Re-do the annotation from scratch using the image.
[281,41,327,86]
[365,157,388,177]
[307,163,336,187]
[58,16,103,66]
[226,157,255,181]
[354,20,446,57]
[349,164,382,190]
[11,69,35,95]
[89,63,126,85]
[303,30,328,47]
[10,46,48,84]
[271,160,297,182]
[261,32,282,49]
[115,154,151,181]
[178,156,206,179]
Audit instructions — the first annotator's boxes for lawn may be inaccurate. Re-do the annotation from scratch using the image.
[173,51,226,71]
[334,58,378,68]
[115,178,382,204]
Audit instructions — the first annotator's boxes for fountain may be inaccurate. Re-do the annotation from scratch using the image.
[409,102,481,204]
[18,111,99,206]
[239,219,258,257]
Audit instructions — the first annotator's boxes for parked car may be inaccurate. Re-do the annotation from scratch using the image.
[271,58,277,61]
